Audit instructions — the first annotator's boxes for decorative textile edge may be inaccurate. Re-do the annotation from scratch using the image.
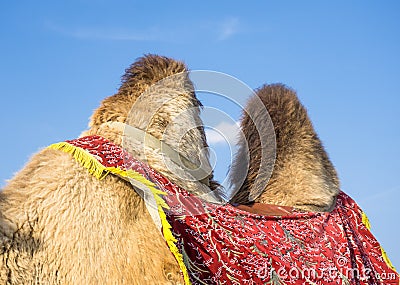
[48,140,192,285]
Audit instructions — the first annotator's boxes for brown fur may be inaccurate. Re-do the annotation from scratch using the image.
[230,84,339,212]
[0,55,216,284]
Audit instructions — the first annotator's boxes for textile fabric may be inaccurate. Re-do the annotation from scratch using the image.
[50,135,399,285]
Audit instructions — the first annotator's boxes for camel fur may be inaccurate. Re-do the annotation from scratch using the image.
[0,55,218,284]
[230,83,339,212]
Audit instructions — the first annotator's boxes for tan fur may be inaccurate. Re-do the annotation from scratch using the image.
[230,84,339,212]
[0,55,217,284]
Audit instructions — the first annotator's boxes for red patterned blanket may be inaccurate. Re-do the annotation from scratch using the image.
[49,135,399,285]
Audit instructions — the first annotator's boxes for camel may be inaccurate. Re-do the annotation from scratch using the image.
[0,55,219,284]
[223,83,398,284]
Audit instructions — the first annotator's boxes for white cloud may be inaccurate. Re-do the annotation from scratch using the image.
[45,22,161,41]
[359,186,399,204]
[206,121,240,145]
[45,17,241,42]
[218,17,240,40]
[69,28,156,41]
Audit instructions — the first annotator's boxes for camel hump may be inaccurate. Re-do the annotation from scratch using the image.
[231,83,339,212]
[119,54,188,94]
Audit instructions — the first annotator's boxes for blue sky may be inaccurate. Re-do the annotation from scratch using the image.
[1,1,399,268]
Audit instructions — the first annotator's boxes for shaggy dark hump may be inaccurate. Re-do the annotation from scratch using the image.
[120,54,202,107]
[90,54,202,127]
[256,84,339,187]
[231,83,339,207]
[121,55,185,87]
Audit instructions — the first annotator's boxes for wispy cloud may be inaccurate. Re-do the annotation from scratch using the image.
[217,17,240,41]
[45,21,162,41]
[359,186,400,204]
[206,121,240,145]
[69,28,157,41]
[45,17,242,42]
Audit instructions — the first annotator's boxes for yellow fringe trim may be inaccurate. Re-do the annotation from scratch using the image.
[48,142,191,284]
[49,142,108,180]
[361,212,371,231]
[380,246,397,273]
[361,211,397,273]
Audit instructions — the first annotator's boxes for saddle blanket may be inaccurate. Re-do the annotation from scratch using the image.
[49,135,399,285]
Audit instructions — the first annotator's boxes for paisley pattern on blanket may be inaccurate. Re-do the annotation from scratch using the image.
[166,191,399,285]
[49,135,399,285]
